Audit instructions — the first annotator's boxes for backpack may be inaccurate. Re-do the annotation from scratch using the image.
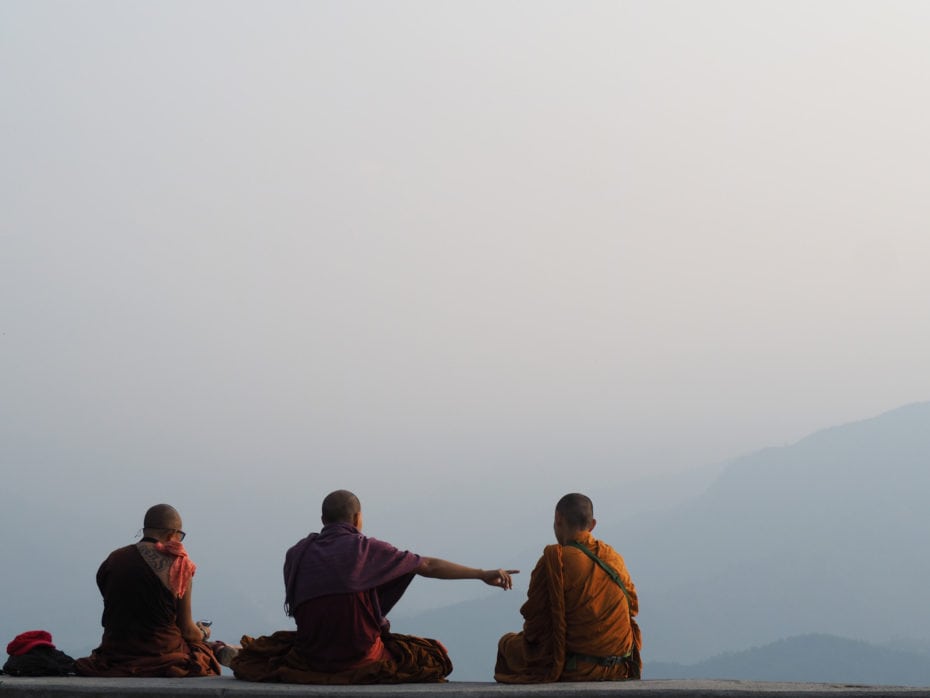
[2,645,76,676]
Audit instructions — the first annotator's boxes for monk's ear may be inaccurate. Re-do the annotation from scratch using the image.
[588,518,597,533]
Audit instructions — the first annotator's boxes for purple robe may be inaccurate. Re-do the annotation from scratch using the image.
[283,522,421,668]
[285,522,421,615]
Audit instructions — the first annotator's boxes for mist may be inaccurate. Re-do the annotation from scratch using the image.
[3,0,930,673]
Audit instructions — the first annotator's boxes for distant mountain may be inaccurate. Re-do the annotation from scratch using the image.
[648,634,930,687]
[5,402,928,683]
[391,589,522,682]
[399,401,930,680]
[628,400,930,663]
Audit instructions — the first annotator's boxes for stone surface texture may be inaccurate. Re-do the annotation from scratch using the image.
[2,678,930,698]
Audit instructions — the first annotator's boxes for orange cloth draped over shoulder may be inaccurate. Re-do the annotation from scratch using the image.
[495,530,642,683]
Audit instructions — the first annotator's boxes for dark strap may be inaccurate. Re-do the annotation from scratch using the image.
[565,648,640,677]
[566,649,633,669]
[566,541,632,607]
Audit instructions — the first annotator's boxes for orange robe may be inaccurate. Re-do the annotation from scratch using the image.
[495,531,642,683]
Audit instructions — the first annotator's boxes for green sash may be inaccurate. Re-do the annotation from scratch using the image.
[565,540,632,607]
[564,540,637,671]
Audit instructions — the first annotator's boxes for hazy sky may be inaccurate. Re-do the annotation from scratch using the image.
[3,2,930,541]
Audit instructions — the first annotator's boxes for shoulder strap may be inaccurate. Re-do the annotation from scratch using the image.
[566,541,631,607]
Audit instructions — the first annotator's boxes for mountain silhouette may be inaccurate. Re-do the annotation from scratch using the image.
[648,634,930,686]
[399,401,930,680]
[628,401,930,663]
[3,401,928,682]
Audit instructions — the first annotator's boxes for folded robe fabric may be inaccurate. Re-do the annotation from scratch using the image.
[495,531,642,683]
[74,631,219,678]
[230,631,452,684]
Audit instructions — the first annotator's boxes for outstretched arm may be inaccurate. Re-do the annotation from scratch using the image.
[416,557,518,589]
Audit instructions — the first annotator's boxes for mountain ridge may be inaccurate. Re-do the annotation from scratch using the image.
[3,401,928,682]
[402,401,930,678]
[648,633,930,686]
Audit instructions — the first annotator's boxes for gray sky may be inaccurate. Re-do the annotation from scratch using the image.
[3,1,930,553]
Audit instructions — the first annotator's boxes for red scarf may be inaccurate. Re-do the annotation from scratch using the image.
[153,540,197,598]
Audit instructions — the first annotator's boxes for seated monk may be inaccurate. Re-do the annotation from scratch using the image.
[75,504,230,677]
[495,493,642,683]
[231,489,518,684]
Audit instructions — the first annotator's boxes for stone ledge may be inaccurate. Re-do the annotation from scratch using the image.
[2,678,930,698]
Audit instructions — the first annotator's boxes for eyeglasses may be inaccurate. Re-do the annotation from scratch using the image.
[160,528,186,541]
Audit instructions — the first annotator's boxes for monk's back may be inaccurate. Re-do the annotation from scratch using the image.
[97,545,179,641]
[495,493,641,684]
[560,537,637,657]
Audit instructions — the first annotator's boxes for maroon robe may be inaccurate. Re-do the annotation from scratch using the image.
[75,544,220,677]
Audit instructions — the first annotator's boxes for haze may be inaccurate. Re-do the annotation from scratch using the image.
[3,0,930,651]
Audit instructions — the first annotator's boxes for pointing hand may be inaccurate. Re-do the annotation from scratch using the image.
[482,568,519,590]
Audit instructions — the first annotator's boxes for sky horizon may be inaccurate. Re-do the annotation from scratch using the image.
[3,3,930,641]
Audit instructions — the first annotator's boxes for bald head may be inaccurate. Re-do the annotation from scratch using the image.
[556,493,594,529]
[321,490,361,525]
[143,504,182,531]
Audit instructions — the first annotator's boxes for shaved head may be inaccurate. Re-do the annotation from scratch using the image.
[321,490,361,525]
[556,493,594,529]
[143,503,182,531]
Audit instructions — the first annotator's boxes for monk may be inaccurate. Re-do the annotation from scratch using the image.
[231,489,518,684]
[495,493,642,683]
[75,504,225,677]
